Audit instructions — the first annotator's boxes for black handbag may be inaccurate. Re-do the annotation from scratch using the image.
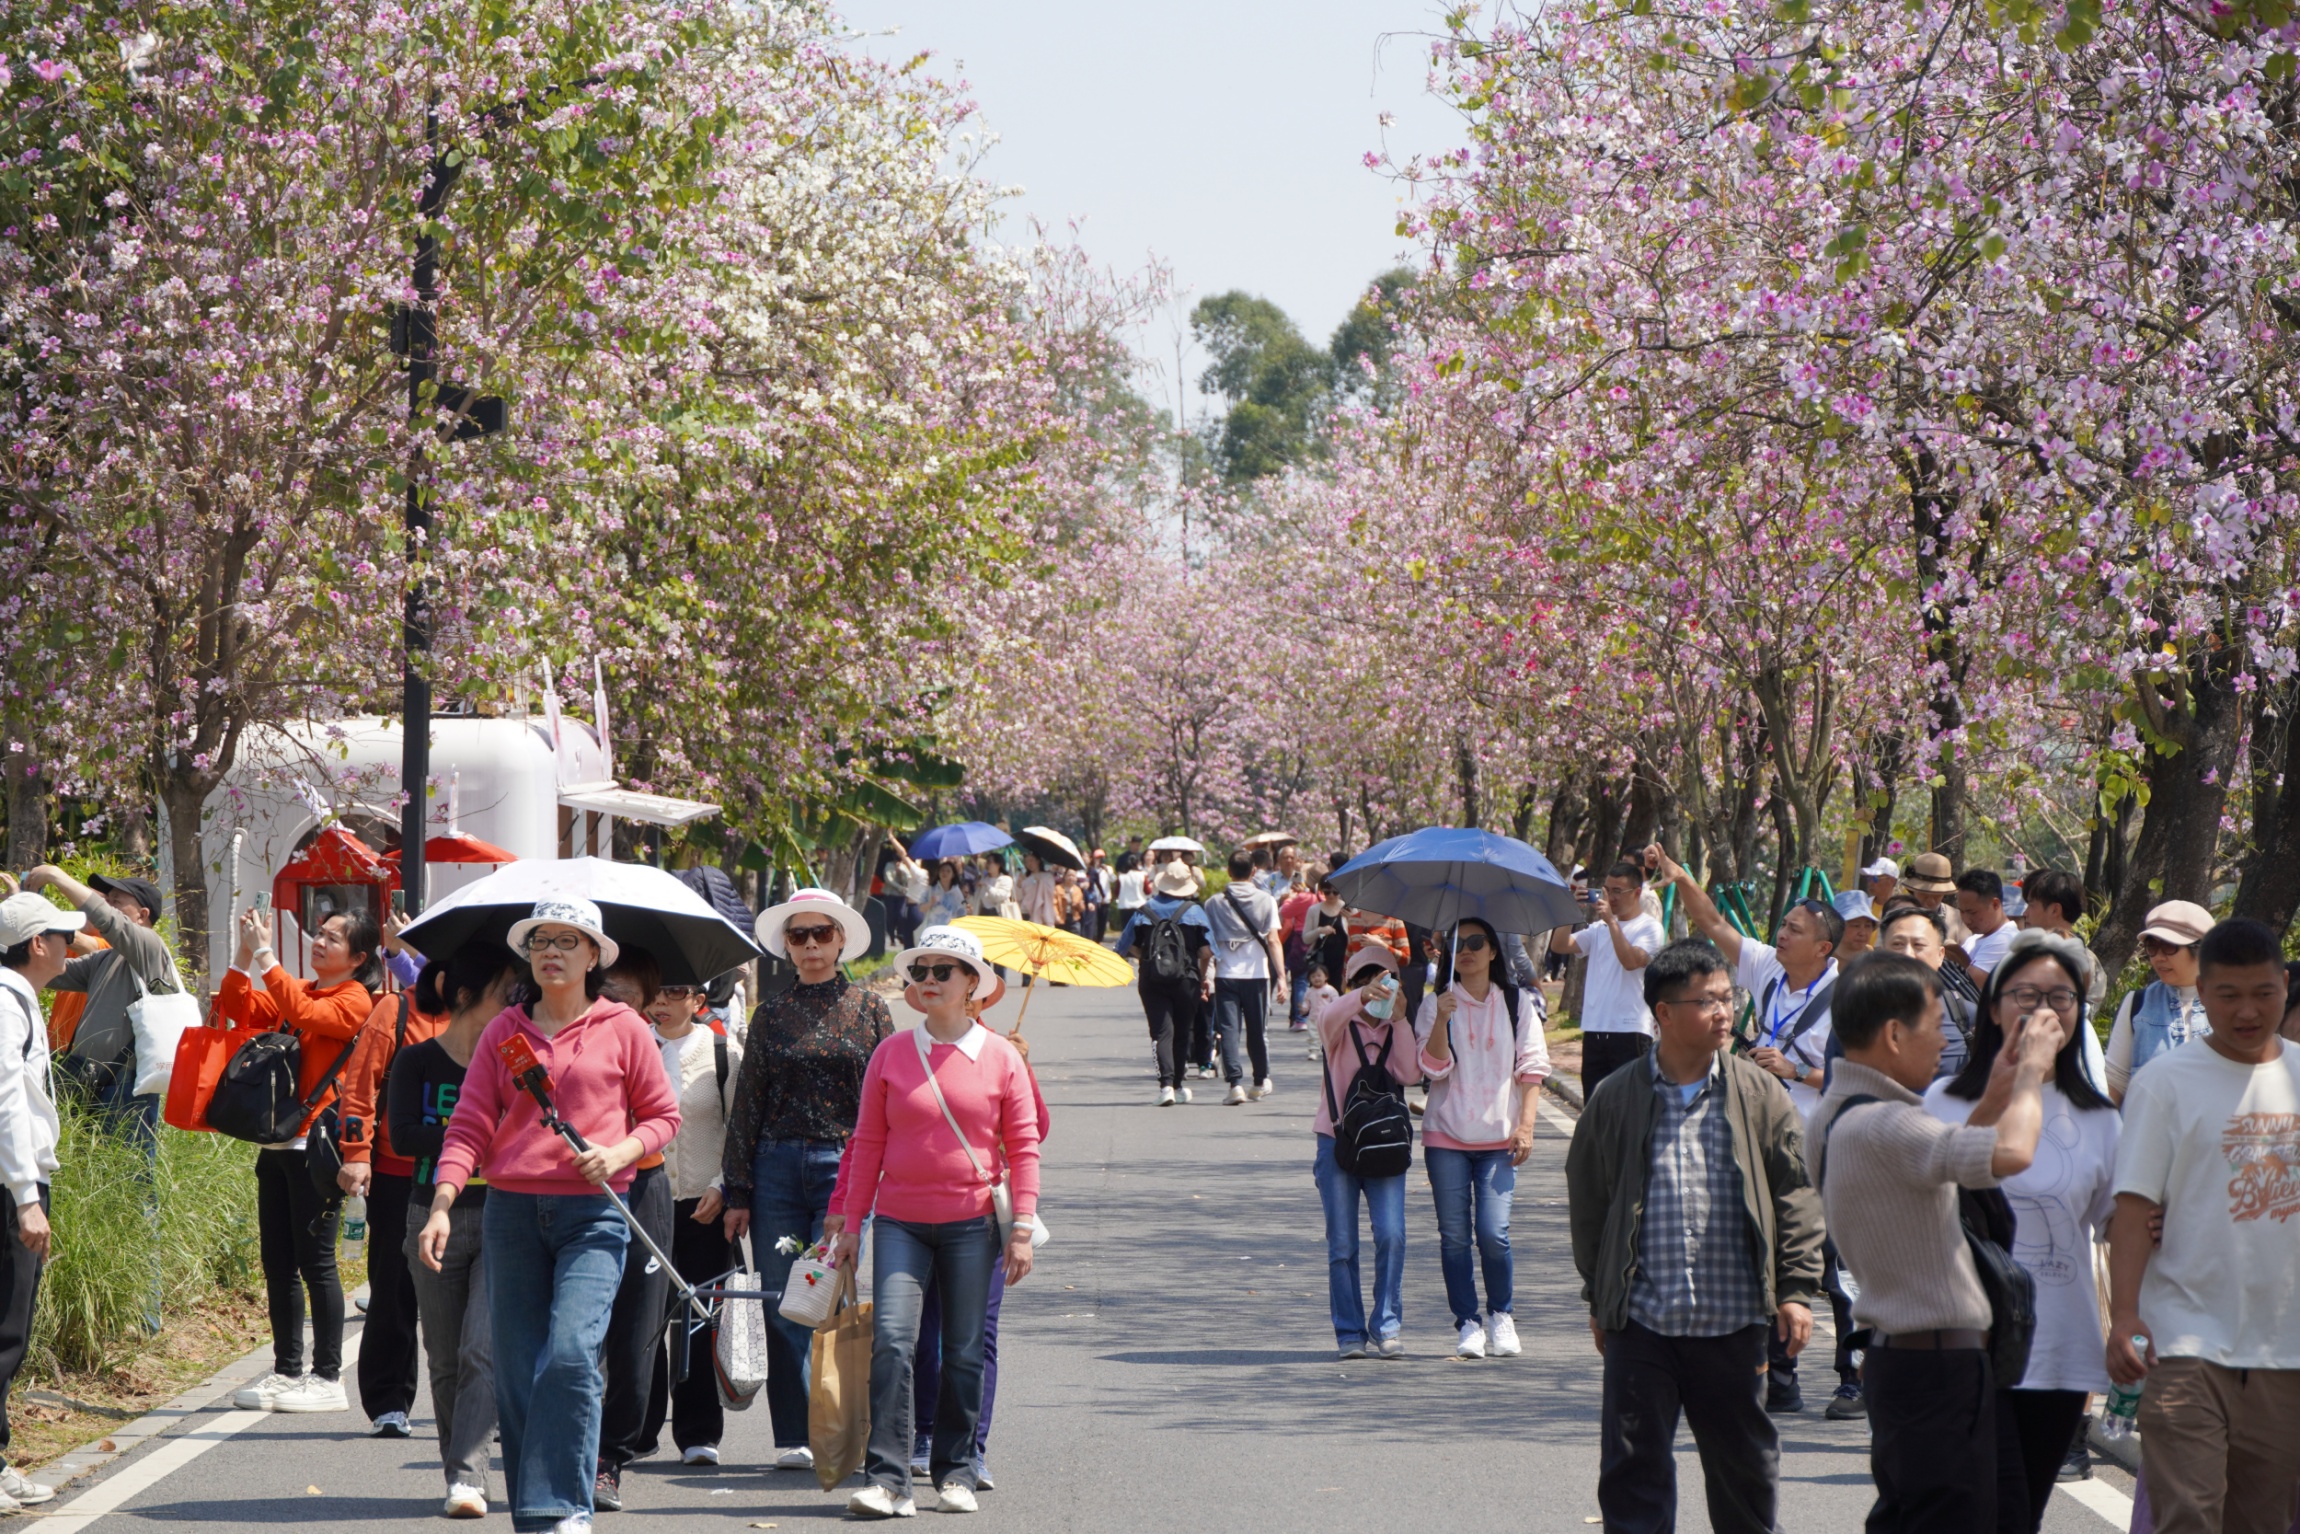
[206,1031,359,1147]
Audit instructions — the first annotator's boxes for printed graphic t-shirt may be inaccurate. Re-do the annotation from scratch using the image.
[2113,1040,2300,1368]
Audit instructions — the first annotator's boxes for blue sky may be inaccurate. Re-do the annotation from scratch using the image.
[840,0,1467,424]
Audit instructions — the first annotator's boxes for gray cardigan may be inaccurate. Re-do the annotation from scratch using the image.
[49,894,183,1069]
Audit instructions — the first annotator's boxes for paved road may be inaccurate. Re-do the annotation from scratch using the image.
[45,982,2135,1531]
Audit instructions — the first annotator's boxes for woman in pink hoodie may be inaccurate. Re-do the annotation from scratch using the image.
[1313,943,1420,1359]
[419,898,680,1534]
[1413,916,1549,1362]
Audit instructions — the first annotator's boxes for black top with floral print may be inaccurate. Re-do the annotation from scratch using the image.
[722,976,893,1194]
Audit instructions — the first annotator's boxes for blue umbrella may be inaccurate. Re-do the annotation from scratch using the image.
[909,821,1014,860]
[1329,826,1579,936]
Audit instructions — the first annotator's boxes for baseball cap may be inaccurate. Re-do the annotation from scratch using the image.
[0,894,87,951]
[91,873,164,921]
[2138,900,2212,947]
[1860,857,1899,880]
[1832,890,1877,924]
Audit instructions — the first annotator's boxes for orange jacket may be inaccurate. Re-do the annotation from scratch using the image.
[212,967,372,1135]
[338,991,449,1174]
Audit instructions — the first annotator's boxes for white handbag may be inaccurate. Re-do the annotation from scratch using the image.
[776,1244,842,1330]
[912,1027,1048,1250]
[126,962,201,1099]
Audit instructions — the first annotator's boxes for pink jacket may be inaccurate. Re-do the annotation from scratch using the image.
[1413,983,1549,1152]
[1312,989,1419,1138]
[830,1024,1043,1226]
[434,1000,681,1197]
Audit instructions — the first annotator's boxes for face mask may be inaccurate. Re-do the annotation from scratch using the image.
[1363,992,1394,1019]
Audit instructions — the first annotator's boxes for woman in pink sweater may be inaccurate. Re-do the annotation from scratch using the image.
[826,926,1040,1519]
[1313,943,1420,1360]
[1413,916,1549,1362]
[418,898,680,1534]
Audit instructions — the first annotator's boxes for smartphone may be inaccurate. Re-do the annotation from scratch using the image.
[390,889,407,918]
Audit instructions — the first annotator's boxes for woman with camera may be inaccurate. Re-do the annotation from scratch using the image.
[216,903,383,1416]
[422,898,681,1534]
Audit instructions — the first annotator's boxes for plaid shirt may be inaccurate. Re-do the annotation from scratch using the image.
[1627,1052,1769,1337]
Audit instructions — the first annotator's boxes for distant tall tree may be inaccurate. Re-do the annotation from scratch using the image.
[1191,293,1337,482]
[1329,267,1417,410]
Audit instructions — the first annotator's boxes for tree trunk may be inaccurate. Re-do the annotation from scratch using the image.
[1584,774,1625,878]
[1765,792,1796,941]
[2233,680,2300,932]
[1616,757,1662,865]
[1900,445,1974,860]
[4,746,48,870]
[1455,729,1481,830]
[1544,773,1587,870]
[1858,731,1904,867]
[2094,653,2245,977]
[160,770,214,983]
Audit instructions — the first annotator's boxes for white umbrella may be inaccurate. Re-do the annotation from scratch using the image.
[1148,835,1207,856]
[400,856,763,984]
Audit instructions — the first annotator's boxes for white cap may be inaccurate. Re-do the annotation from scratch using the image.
[0,894,86,951]
[1860,857,1900,880]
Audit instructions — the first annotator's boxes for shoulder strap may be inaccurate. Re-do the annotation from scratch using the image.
[1814,1093,1883,1195]
[395,991,410,1050]
[714,1031,730,1113]
[302,1032,363,1111]
[1782,977,1837,1051]
[5,987,38,1061]
[911,1027,994,1187]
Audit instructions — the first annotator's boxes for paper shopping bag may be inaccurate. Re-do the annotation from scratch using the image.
[808,1266,872,1491]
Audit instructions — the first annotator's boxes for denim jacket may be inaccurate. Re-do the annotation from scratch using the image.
[2127,980,2208,1076]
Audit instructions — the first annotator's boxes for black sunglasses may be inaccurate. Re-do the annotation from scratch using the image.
[907,961,966,983]
[1453,933,1491,952]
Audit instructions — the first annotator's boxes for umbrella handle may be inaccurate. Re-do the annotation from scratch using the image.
[1008,980,1037,1039]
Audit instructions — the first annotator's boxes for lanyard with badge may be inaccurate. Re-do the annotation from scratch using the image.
[1762,972,1823,1055]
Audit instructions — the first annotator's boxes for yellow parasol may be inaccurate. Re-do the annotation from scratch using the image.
[952,915,1133,1035]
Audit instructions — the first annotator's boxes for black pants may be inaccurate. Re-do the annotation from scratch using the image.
[1599,1321,1778,1534]
[0,1189,48,1460]
[1187,992,1215,1071]
[1996,1388,2085,1534]
[642,1197,733,1453]
[1864,1346,1996,1533]
[357,1170,421,1420]
[1581,1032,1653,1095]
[254,1148,343,1379]
[1771,1240,1857,1389]
[598,1165,674,1470]
[1140,984,1197,1089]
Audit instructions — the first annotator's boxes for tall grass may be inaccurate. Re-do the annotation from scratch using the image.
[31,1106,259,1378]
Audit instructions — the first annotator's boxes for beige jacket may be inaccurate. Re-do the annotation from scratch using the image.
[656,1026,740,1202]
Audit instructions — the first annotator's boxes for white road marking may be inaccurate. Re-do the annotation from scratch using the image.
[41,1330,364,1532]
[1536,1099,1579,1137]
[2057,1476,2135,1525]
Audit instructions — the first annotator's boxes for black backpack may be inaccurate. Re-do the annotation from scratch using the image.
[207,1030,359,1147]
[1140,907,1196,990]
[1322,1020,1414,1178]
[1819,1094,2037,1384]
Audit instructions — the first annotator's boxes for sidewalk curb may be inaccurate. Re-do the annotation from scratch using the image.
[36,1317,365,1489]
[1545,1074,1584,1112]
[2088,1417,2141,1477]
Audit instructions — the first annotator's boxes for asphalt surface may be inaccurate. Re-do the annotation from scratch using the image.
[46,981,2136,1531]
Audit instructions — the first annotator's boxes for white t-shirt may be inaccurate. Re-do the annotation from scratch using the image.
[1964,921,2015,976]
[1925,1080,2118,1392]
[1115,870,1146,909]
[1736,941,1838,1116]
[2112,1041,2300,1368]
[1572,913,1665,1035]
[1204,884,1278,981]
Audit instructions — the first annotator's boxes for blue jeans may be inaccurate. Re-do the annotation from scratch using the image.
[868,1216,996,1496]
[1289,971,1310,1027]
[1426,1145,1514,1327]
[1212,976,1270,1086]
[749,1138,846,1448]
[1313,1135,1405,1347]
[484,1191,629,1533]
[913,1259,1006,1464]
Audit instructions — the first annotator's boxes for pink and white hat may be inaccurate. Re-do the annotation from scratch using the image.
[755,888,872,962]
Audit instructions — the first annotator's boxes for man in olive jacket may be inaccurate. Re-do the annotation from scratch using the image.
[1565,938,1825,1534]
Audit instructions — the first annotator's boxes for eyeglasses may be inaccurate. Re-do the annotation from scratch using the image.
[907,962,965,983]
[523,932,587,953]
[2003,985,2081,1013]
[657,985,700,999]
[785,924,841,947]
[1453,933,1490,953]
[1660,995,1733,1015]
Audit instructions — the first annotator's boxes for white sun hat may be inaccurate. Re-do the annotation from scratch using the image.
[505,896,620,968]
[756,887,872,963]
[895,925,1006,1010]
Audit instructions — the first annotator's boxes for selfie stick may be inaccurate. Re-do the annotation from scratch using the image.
[494,1034,759,1332]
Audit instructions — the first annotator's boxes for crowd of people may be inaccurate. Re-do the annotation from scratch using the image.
[0,829,2296,1534]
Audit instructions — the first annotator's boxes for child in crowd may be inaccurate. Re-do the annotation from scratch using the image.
[1302,965,1338,1060]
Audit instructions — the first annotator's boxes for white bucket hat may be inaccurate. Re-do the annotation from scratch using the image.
[1151,861,1197,898]
[756,887,872,963]
[895,925,1005,1010]
[506,897,620,969]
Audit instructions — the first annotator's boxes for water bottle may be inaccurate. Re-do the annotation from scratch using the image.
[341,1194,368,1264]
[2099,1342,2148,1441]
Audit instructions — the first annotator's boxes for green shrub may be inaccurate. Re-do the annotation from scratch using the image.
[32,1106,258,1377]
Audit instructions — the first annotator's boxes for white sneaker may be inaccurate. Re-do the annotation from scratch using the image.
[681,1444,719,1466]
[1177,1086,1192,1103]
[1250,1078,1274,1099]
[443,1484,488,1518]
[1157,1086,1176,1106]
[1376,1336,1406,1359]
[550,1516,593,1534]
[0,1467,52,1506]
[938,1483,980,1513]
[1457,1319,1488,1359]
[847,1484,917,1518]
[370,1409,411,1437]
[1487,1313,1521,1357]
[775,1446,815,1472]
[1224,1084,1248,1105]
[232,1372,299,1410]
[271,1374,351,1413]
